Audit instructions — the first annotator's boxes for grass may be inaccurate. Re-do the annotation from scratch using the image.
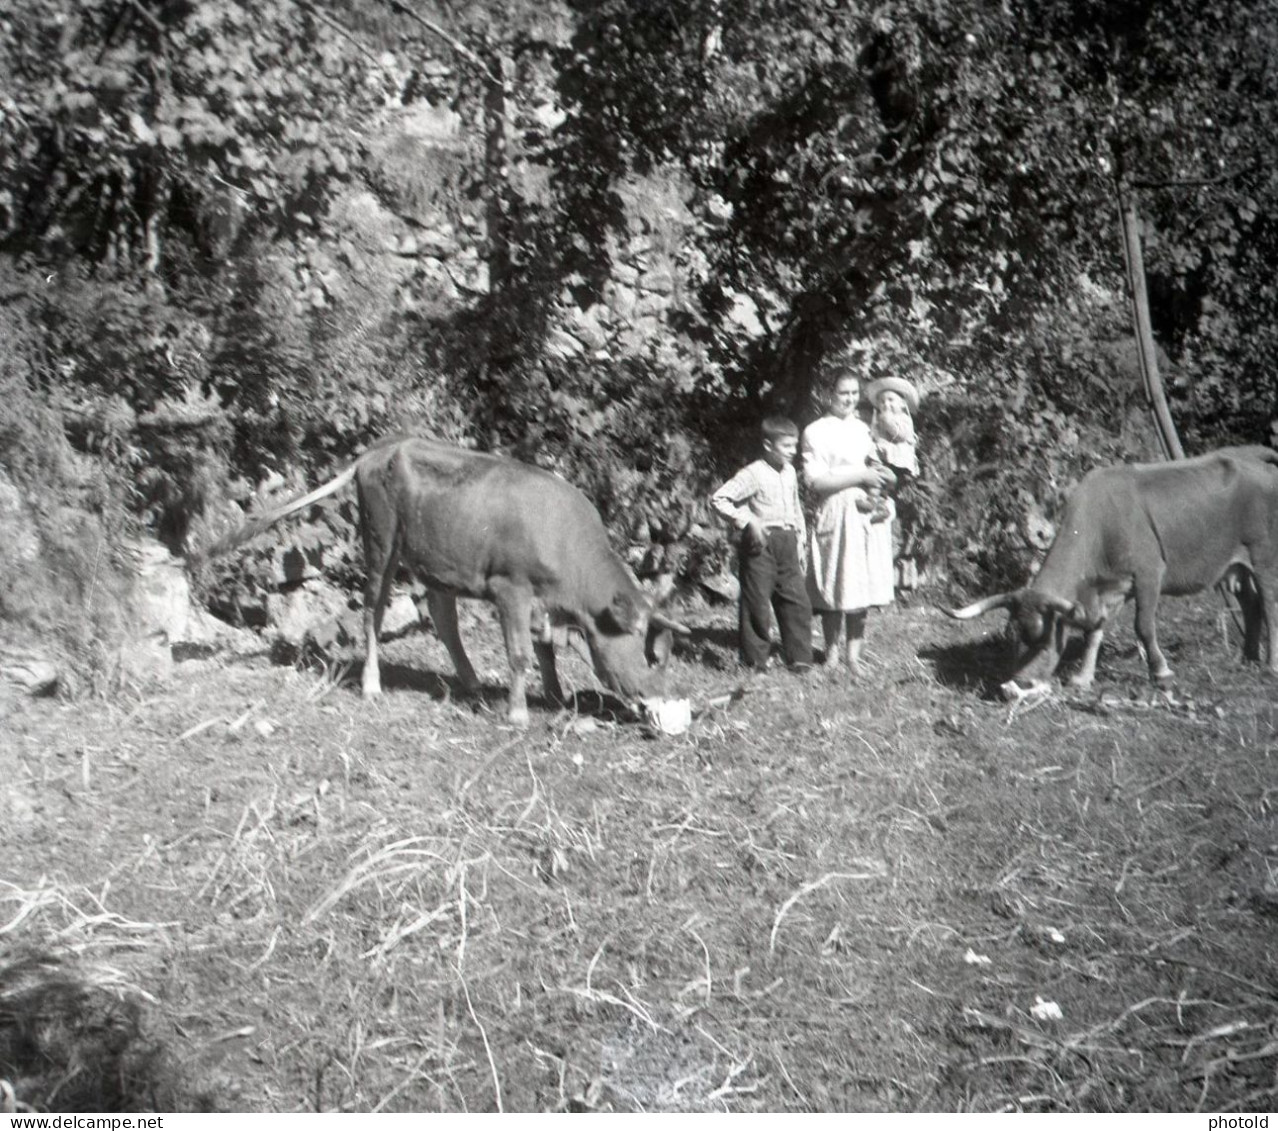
[2,592,1277,1112]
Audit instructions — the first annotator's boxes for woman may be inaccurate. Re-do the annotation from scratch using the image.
[801,370,897,675]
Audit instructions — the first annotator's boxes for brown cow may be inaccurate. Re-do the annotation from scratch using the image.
[944,447,1278,690]
[206,437,688,725]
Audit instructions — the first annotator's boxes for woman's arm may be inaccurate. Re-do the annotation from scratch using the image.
[803,419,896,497]
[806,462,895,496]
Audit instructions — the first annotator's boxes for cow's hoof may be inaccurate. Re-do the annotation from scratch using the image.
[1000,678,1050,703]
[1153,671,1175,688]
[507,709,531,728]
[1065,674,1095,690]
[362,683,383,699]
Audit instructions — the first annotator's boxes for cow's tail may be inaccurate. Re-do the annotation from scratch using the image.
[201,464,358,561]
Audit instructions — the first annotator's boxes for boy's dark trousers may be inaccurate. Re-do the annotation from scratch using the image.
[738,527,813,668]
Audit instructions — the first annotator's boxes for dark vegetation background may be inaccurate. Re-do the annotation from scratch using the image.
[2,0,1277,682]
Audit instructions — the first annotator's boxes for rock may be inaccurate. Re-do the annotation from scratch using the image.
[131,540,257,656]
[303,609,362,658]
[699,571,740,604]
[381,593,420,638]
[118,634,175,684]
[639,266,675,296]
[613,258,641,286]
[544,326,586,360]
[132,541,211,641]
[0,470,41,566]
[266,579,352,647]
[0,649,60,696]
[567,305,611,351]
[269,536,326,586]
[400,101,463,142]
[608,282,640,320]
[303,592,417,661]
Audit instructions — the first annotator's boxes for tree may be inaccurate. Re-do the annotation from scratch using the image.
[0,0,382,272]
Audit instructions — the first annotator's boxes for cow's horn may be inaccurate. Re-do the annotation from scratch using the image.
[650,611,692,636]
[943,591,1018,620]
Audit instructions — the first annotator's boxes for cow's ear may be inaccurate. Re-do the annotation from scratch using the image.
[605,591,645,635]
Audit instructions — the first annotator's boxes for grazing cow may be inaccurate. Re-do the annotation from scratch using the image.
[206,437,689,725]
[944,447,1278,690]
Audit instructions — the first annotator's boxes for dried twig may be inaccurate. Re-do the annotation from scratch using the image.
[458,969,503,1112]
[770,868,885,954]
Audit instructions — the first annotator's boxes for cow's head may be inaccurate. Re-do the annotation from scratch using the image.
[586,586,690,703]
[944,588,1092,687]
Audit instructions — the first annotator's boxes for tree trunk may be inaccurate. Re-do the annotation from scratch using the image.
[483,48,513,298]
[143,170,168,278]
[1119,195,1184,460]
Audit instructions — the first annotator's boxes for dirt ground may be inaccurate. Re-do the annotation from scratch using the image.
[3,592,1277,1112]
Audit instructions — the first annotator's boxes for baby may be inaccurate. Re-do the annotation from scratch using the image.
[868,378,919,480]
[853,377,918,522]
[865,376,922,587]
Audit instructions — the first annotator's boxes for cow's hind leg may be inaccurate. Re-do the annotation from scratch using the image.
[491,581,535,727]
[423,590,481,695]
[1248,568,1278,677]
[1133,574,1173,685]
[1234,570,1266,663]
[361,526,401,699]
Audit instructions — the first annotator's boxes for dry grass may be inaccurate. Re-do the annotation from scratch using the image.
[2,594,1277,1111]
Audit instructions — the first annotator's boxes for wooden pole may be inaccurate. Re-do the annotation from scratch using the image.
[1119,193,1184,460]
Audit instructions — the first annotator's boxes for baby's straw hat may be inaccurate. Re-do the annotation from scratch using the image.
[864,376,920,415]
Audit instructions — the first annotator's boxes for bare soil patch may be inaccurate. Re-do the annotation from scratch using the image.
[3,594,1276,1112]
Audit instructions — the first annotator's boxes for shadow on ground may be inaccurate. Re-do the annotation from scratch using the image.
[352,661,639,722]
[918,633,1011,692]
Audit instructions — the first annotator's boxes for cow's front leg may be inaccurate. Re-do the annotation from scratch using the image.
[424,591,481,694]
[1068,590,1125,688]
[534,640,564,706]
[1067,626,1105,688]
[491,582,535,727]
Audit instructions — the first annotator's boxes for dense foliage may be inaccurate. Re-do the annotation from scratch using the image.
[2,0,1277,608]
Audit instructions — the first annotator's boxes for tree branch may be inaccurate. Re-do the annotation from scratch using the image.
[292,0,383,66]
[124,0,164,35]
[379,0,500,83]
[1131,157,1263,192]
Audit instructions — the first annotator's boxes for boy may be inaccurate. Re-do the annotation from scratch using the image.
[710,416,814,672]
